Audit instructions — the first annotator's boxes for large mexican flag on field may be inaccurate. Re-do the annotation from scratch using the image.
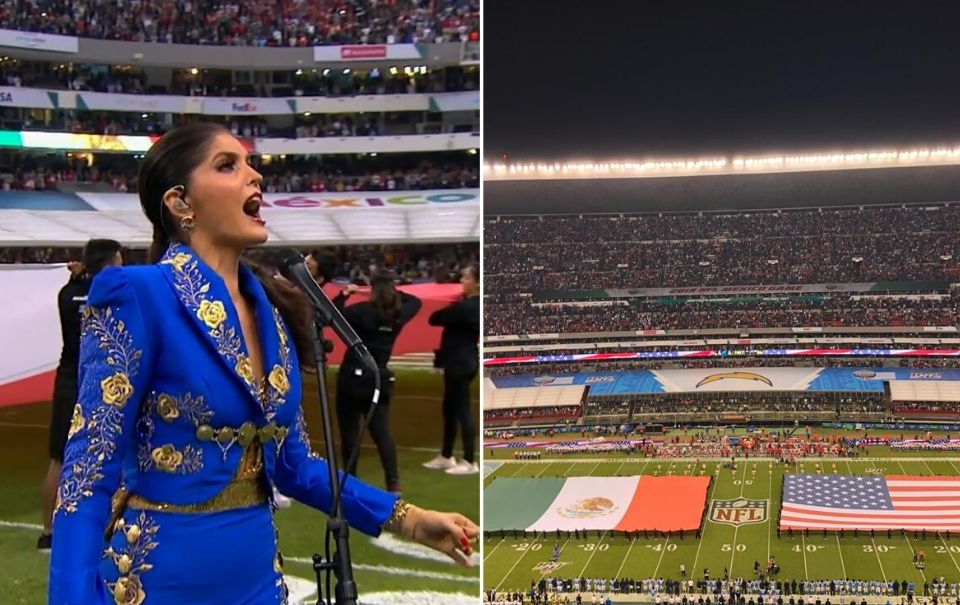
[484,475,710,532]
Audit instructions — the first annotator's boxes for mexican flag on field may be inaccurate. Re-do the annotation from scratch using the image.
[484,475,710,532]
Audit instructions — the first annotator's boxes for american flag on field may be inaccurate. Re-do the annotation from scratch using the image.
[780,474,960,531]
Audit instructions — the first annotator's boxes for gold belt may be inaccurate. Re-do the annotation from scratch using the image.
[120,441,268,516]
[127,476,269,514]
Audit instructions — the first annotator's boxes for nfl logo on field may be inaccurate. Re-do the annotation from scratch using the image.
[710,498,768,526]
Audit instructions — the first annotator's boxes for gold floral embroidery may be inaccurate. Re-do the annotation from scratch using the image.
[160,252,191,272]
[56,305,142,515]
[145,443,203,474]
[154,394,179,421]
[101,372,134,407]
[235,355,255,385]
[150,445,183,472]
[268,365,289,395]
[263,307,295,423]
[137,393,211,472]
[111,576,146,605]
[196,299,227,329]
[68,404,84,439]
[295,408,321,460]
[104,512,158,605]
[162,246,259,403]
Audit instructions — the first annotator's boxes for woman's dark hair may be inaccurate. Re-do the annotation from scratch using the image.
[81,238,122,275]
[137,123,313,364]
[370,270,402,326]
[138,122,229,264]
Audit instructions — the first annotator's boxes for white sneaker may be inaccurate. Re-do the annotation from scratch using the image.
[445,460,479,475]
[422,455,457,470]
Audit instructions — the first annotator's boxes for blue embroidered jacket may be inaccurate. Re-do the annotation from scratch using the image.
[49,244,398,605]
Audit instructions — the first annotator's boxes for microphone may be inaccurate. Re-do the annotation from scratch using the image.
[273,248,378,373]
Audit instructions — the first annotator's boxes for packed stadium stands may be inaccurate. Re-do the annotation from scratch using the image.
[485,205,960,296]
[0,152,480,193]
[1,0,480,45]
[0,242,478,285]
[0,60,478,97]
[487,295,959,335]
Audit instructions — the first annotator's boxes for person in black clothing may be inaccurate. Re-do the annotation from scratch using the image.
[332,271,421,493]
[422,264,480,474]
[38,238,122,551]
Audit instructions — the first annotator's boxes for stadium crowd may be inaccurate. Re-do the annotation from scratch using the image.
[0,62,478,97]
[484,406,582,422]
[487,296,959,335]
[7,107,475,139]
[488,574,954,603]
[485,205,960,337]
[0,155,480,193]
[1,0,480,46]
[0,242,479,285]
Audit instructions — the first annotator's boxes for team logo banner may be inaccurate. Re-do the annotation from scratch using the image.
[710,499,768,526]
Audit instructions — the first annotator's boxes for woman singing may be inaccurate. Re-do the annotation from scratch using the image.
[333,273,422,493]
[50,123,477,605]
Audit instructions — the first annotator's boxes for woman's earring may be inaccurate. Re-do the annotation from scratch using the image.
[180,215,196,232]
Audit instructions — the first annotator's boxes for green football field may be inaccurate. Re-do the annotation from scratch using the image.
[0,367,480,605]
[483,448,960,597]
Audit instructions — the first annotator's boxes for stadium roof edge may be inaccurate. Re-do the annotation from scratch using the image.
[484,164,960,214]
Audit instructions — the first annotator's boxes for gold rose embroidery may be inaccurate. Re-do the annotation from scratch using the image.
[160,252,191,272]
[101,372,133,407]
[196,299,227,329]
[155,394,179,421]
[56,304,142,515]
[105,512,158,605]
[268,365,289,395]
[67,403,85,439]
[112,576,146,605]
[235,355,254,385]
[150,445,184,472]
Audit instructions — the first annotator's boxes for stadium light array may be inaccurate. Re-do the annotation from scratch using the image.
[484,145,960,180]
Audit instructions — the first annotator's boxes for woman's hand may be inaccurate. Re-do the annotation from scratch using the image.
[399,506,478,568]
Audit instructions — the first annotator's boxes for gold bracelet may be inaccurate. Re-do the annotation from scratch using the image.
[383,498,412,534]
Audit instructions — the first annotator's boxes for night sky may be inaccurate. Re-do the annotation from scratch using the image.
[485,1,960,161]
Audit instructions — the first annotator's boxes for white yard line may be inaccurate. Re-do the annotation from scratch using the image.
[576,530,609,580]
[939,533,960,576]
[903,533,927,583]
[483,539,505,561]
[871,537,888,583]
[653,536,671,578]
[534,463,554,478]
[613,537,638,582]
[835,533,847,579]
[494,538,538,591]
[767,462,773,563]
[728,462,749,576]
[691,462,720,575]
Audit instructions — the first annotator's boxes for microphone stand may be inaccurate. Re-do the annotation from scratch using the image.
[307,311,358,605]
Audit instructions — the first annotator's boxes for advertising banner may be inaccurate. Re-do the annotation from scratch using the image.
[201,98,294,116]
[312,44,423,62]
[77,91,187,113]
[0,86,57,109]
[0,28,78,53]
